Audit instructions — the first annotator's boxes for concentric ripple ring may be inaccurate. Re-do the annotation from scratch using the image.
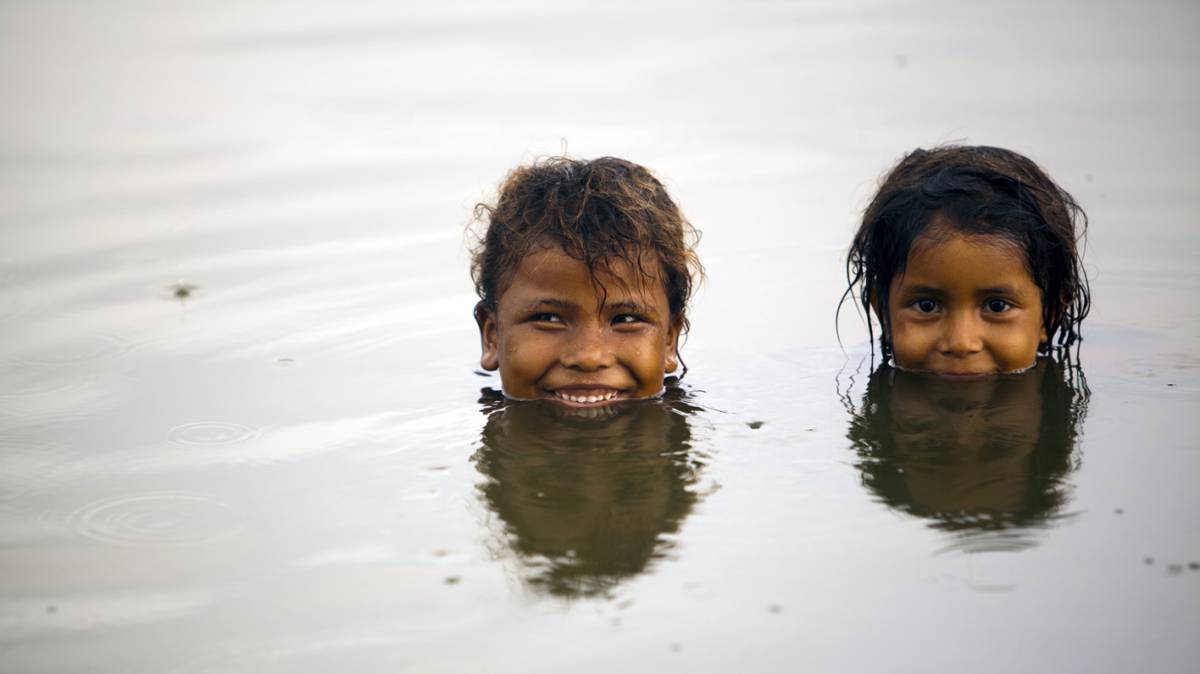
[66,493,241,546]
[167,422,259,446]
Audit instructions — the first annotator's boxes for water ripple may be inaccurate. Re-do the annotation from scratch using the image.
[65,493,241,546]
[0,268,39,319]
[0,372,125,428]
[14,331,131,366]
[0,591,212,640]
[0,437,70,503]
[167,422,260,447]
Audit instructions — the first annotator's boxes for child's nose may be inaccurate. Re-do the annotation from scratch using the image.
[939,311,984,356]
[560,329,615,371]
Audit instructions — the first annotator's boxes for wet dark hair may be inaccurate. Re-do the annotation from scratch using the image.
[842,145,1091,362]
[471,156,702,332]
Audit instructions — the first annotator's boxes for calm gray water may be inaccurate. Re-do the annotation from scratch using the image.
[2,0,1198,672]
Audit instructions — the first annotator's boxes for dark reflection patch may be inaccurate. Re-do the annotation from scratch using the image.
[845,360,1089,552]
[471,388,709,598]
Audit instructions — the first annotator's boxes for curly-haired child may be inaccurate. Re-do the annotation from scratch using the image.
[471,156,702,406]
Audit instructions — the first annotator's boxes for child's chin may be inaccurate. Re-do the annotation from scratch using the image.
[900,366,1036,380]
[931,372,996,381]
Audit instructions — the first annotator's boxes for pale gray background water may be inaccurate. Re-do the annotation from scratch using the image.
[1,0,1198,672]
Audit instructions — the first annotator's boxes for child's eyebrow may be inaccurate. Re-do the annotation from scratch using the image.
[976,285,1020,296]
[521,298,579,312]
[897,284,947,297]
[606,300,659,317]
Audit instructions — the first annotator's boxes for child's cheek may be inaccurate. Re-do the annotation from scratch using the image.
[997,332,1040,372]
[496,331,550,398]
[888,319,933,369]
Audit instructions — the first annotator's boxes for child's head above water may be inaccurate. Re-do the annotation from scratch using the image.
[846,145,1090,376]
[471,156,702,406]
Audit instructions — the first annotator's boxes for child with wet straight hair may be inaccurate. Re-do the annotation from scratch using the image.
[470,156,702,407]
[844,145,1090,376]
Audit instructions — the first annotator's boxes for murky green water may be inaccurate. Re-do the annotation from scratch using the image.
[2,0,1198,671]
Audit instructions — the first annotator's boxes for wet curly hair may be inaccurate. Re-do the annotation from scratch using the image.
[842,145,1091,361]
[471,156,702,331]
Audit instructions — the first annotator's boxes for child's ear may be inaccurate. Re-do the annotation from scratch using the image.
[474,302,499,371]
[663,316,684,374]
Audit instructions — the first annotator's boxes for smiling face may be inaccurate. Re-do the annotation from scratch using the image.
[476,245,681,407]
[886,232,1047,376]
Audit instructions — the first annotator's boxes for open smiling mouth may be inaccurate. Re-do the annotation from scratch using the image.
[545,388,630,407]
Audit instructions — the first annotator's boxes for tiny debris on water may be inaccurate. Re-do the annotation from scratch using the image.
[1167,564,1183,575]
[1144,557,1155,565]
[170,281,198,300]
[45,605,57,614]
[444,576,461,585]
[769,604,782,613]
[747,421,764,429]
[1114,508,1124,514]
[1189,562,1200,571]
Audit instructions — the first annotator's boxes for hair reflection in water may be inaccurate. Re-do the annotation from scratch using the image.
[472,389,706,598]
[847,360,1089,552]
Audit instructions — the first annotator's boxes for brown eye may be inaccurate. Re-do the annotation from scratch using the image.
[914,299,938,313]
[985,299,1012,313]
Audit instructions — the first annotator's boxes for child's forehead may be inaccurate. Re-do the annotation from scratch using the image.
[515,244,662,285]
[896,234,1037,296]
[908,218,1026,261]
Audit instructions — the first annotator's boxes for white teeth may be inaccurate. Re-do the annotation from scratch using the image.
[554,391,619,404]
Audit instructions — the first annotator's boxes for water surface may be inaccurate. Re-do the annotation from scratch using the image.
[2,0,1199,672]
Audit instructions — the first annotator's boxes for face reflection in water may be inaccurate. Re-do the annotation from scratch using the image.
[471,390,706,598]
[846,360,1089,551]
